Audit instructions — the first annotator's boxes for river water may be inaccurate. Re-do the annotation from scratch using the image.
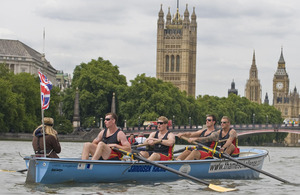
[0,140,299,195]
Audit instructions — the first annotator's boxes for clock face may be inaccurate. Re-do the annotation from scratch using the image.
[276,82,283,90]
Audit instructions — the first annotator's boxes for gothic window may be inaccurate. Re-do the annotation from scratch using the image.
[171,55,175,72]
[165,55,169,72]
[176,55,180,72]
[284,97,289,103]
[277,97,282,103]
[285,108,288,116]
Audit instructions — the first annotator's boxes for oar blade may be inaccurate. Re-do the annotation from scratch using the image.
[208,184,237,192]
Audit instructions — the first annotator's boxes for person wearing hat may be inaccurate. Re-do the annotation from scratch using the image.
[32,117,61,158]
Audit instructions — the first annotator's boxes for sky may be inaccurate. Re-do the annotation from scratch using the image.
[1,0,300,103]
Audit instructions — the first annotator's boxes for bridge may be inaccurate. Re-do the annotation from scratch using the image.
[120,123,300,146]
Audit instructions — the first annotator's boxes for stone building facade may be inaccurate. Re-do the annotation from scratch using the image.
[156,4,197,96]
[0,39,57,84]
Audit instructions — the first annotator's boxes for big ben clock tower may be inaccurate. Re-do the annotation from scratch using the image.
[273,47,290,117]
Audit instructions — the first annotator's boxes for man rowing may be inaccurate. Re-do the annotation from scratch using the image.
[176,114,217,160]
[139,116,175,161]
[186,116,240,157]
[81,113,131,160]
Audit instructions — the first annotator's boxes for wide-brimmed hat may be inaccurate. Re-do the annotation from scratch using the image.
[44,117,54,125]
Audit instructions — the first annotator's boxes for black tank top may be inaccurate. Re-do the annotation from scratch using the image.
[200,129,216,149]
[153,131,172,155]
[219,128,238,147]
[102,128,121,145]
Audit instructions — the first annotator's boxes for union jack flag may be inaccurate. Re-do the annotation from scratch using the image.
[38,71,53,110]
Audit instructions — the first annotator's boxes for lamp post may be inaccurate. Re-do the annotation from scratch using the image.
[100,118,103,129]
[252,113,255,126]
[172,115,175,127]
[266,115,269,125]
[124,120,127,128]
[189,116,192,128]
[138,116,141,130]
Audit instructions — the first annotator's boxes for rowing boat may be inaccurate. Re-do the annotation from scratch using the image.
[24,148,267,184]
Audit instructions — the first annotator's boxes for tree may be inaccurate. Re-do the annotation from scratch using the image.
[118,74,193,126]
[62,57,127,127]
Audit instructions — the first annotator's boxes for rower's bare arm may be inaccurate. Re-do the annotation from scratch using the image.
[197,131,219,142]
[177,132,192,138]
[116,132,131,152]
[145,132,158,145]
[161,133,176,146]
[92,130,104,144]
[222,130,237,149]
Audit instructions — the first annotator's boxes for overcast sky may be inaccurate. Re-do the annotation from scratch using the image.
[1,0,300,103]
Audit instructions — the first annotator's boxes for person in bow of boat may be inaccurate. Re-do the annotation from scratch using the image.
[176,114,217,160]
[128,133,136,145]
[134,132,147,151]
[81,113,131,160]
[32,117,61,158]
[139,116,175,161]
[187,116,240,157]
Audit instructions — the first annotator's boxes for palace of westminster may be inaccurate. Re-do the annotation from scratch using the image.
[0,4,299,120]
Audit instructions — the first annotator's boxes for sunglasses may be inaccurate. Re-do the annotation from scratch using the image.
[157,122,165,125]
[221,121,227,124]
[105,118,111,121]
[206,119,212,122]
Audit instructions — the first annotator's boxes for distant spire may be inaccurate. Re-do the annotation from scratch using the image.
[251,50,256,67]
[278,46,285,64]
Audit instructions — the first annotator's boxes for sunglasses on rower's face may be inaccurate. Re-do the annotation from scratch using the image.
[105,118,111,121]
[157,122,165,125]
[221,121,227,124]
[206,119,212,122]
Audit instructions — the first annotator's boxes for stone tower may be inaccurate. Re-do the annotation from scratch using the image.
[156,4,197,96]
[273,48,300,119]
[273,48,290,117]
[245,50,262,104]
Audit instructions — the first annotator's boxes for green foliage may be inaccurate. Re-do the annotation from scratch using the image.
[62,57,127,127]
[118,74,194,126]
[0,64,73,133]
[196,93,282,125]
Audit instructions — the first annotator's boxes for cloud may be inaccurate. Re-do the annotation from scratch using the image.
[1,0,300,102]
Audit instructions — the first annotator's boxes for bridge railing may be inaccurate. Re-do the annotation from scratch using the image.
[119,123,300,135]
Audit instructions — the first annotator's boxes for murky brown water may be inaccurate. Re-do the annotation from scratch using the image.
[0,141,299,195]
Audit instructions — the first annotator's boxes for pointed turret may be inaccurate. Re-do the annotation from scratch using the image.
[264,93,269,105]
[250,50,258,79]
[166,7,171,25]
[184,4,190,20]
[228,79,238,96]
[278,47,285,65]
[191,7,196,21]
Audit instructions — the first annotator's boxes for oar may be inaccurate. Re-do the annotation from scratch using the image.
[0,168,27,173]
[181,136,290,184]
[173,146,197,154]
[113,147,236,192]
[131,140,161,149]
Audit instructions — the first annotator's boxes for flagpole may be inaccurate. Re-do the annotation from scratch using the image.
[39,70,47,158]
[41,109,46,157]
